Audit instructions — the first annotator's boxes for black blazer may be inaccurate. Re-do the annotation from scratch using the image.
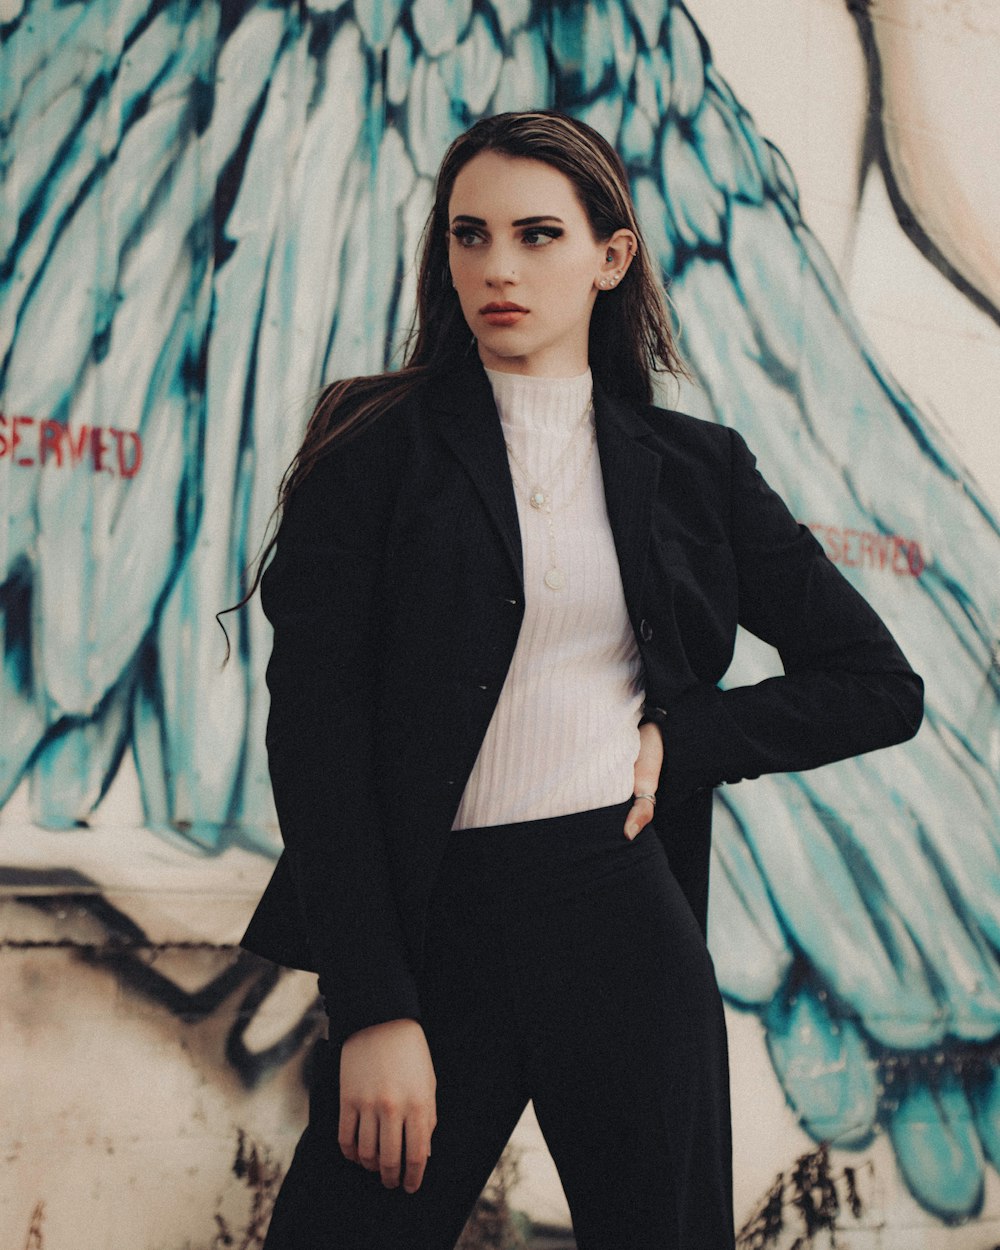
[241,358,923,1043]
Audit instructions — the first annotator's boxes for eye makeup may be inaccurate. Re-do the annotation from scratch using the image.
[449,221,565,247]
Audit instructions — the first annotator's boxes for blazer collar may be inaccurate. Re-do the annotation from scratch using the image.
[426,359,524,583]
[425,358,661,617]
[592,382,661,629]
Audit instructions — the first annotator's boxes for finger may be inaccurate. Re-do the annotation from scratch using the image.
[624,798,655,840]
[378,1112,404,1189]
[356,1108,380,1171]
[402,1112,435,1194]
[338,1102,360,1164]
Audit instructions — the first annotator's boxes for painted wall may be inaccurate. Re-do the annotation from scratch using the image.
[2,1,998,1246]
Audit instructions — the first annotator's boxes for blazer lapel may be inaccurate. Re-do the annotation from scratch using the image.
[425,362,663,610]
[594,385,662,630]
[425,360,524,586]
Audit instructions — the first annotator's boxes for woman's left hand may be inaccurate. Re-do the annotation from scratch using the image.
[625,721,664,839]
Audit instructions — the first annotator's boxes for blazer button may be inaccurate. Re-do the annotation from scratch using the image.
[640,618,653,642]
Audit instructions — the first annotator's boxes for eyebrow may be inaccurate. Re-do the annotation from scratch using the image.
[450,214,566,227]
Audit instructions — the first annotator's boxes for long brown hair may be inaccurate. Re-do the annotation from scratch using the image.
[225,110,685,638]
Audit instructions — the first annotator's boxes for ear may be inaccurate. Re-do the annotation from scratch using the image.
[595,229,638,291]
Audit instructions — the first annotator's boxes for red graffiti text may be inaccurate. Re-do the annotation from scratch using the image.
[0,413,143,478]
[806,522,924,576]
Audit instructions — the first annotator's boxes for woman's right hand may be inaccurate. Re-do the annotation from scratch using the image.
[338,1017,437,1193]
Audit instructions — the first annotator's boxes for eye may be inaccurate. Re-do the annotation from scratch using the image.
[450,226,484,248]
[521,227,562,247]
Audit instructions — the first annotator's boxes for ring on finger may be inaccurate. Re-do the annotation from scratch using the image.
[633,792,656,807]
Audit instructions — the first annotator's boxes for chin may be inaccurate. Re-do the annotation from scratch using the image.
[479,341,533,366]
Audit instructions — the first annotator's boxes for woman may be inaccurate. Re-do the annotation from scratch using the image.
[242,111,923,1249]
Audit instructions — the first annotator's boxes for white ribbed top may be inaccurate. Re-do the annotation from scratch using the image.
[452,367,644,829]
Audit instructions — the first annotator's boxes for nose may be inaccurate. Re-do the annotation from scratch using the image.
[484,241,519,289]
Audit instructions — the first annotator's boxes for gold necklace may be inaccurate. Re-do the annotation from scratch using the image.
[503,393,593,513]
[504,397,596,591]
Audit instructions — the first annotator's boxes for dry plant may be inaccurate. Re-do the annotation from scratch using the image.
[457,1145,532,1250]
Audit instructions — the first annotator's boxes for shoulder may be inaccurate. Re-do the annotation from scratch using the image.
[316,373,429,456]
[633,403,748,477]
[642,403,735,445]
[291,374,430,490]
[275,378,433,546]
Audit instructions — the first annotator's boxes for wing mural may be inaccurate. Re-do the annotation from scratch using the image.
[1,0,997,1226]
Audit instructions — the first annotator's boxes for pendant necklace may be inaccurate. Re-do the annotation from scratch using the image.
[504,394,596,591]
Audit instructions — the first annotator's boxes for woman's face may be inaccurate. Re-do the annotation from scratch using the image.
[447,151,632,377]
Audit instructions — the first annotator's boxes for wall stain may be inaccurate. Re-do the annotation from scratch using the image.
[22,1200,44,1250]
[211,1130,282,1250]
[736,1145,870,1249]
[9,883,323,1089]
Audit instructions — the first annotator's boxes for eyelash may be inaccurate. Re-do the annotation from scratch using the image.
[450,226,563,249]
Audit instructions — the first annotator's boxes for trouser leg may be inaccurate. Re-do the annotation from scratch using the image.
[263,1038,528,1250]
[263,841,531,1250]
[265,805,734,1249]
[513,821,735,1250]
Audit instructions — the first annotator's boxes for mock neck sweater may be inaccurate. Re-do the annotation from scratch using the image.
[451,366,645,829]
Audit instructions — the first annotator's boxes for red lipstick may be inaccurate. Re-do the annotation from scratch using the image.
[480,301,528,326]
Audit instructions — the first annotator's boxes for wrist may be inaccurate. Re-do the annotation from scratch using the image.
[639,702,668,729]
[345,1016,421,1045]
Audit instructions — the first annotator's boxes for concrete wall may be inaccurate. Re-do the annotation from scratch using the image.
[2,1,998,1245]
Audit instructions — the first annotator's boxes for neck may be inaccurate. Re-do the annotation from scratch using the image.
[476,337,590,377]
[485,366,593,432]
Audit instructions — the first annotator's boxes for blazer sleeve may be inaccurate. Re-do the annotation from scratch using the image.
[260,419,421,1044]
[658,427,924,800]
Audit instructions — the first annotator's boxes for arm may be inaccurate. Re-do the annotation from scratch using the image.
[263,418,437,1190]
[658,428,923,800]
[626,721,665,839]
[261,427,420,1042]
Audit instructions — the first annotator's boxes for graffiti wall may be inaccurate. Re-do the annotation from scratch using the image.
[2,0,998,1246]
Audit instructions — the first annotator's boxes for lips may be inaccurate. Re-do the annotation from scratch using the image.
[480,302,528,326]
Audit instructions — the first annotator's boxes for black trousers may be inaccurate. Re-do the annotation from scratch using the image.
[263,802,735,1249]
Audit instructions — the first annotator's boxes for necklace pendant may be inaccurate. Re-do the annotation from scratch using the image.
[544,568,566,591]
[529,489,548,510]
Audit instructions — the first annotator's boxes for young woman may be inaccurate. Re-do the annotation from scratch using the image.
[241,111,923,1249]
